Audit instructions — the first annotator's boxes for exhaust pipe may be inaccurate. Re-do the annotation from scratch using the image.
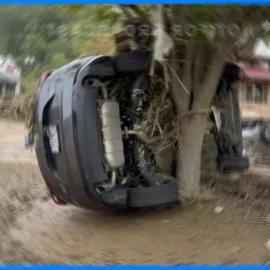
[84,79,108,99]
[96,171,117,194]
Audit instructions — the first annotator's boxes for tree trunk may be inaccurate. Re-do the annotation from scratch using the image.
[148,4,260,201]
[177,113,208,200]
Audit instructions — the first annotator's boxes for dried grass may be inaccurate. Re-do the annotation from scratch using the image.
[0,92,36,132]
[136,82,180,166]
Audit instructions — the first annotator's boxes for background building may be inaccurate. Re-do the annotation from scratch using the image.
[0,54,21,98]
[237,54,270,120]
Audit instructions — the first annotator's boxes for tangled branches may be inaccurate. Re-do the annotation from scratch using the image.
[136,81,180,166]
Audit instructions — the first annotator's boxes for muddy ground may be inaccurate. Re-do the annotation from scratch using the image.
[1,119,270,265]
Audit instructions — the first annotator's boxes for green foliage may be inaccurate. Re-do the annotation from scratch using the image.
[0,4,269,95]
[50,53,69,69]
[0,5,118,91]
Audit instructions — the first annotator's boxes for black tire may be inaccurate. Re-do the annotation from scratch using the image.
[113,51,151,76]
[260,122,270,146]
[222,63,241,82]
[82,56,115,81]
[217,155,249,172]
[128,180,179,208]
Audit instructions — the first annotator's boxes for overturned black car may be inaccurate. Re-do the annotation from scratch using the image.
[31,51,249,211]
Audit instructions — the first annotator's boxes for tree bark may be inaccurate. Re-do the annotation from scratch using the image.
[149,4,265,201]
[177,113,208,200]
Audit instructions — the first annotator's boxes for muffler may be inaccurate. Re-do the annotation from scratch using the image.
[100,99,125,169]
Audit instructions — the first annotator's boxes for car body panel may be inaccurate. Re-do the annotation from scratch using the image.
[35,55,113,211]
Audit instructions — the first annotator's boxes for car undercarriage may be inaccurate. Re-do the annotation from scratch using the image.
[75,52,249,208]
[79,54,179,207]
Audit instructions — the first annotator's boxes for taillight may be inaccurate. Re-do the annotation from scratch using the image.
[37,71,52,95]
[51,194,67,205]
[47,184,67,205]
[42,71,52,81]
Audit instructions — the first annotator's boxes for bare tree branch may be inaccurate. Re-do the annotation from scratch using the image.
[118,5,133,20]
[193,40,236,109]
[169,49,191,115]
[182,42,194,92]
[124,5,151,25]
[193,44,204,95]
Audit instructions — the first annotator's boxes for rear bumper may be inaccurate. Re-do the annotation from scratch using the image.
[35,56,115,211]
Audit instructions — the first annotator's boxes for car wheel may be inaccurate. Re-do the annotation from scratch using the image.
[217,155,249,172]
[113,51,151,76]
[127,180,179,208]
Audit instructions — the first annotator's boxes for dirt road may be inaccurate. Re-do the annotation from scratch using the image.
[1,119,270,265]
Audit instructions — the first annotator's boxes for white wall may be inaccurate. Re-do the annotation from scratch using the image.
[254,39,270,57]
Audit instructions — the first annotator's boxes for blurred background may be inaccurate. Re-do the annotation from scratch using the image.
[0,6,118,96]
[1,5,270,266]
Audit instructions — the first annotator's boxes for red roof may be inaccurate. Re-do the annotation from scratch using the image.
[236,53,270,61]
[230,54,270,83]
[241,68,270,83]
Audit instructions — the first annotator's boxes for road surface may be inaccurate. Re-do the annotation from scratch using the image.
[1,119,270,265]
